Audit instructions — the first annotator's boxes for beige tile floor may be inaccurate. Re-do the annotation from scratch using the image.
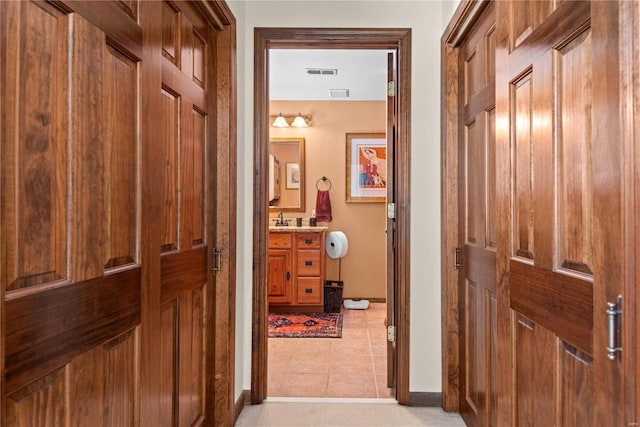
[268,303,392,399]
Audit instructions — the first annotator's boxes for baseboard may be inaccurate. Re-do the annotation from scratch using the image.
[408,392,442,407]
[234,389,251,422]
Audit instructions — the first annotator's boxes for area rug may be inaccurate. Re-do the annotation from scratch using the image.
[268,312,343,338]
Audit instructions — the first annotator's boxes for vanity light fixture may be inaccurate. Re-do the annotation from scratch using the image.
[291,113,309,128]
[272,113,289,127]
[269,113,313,128]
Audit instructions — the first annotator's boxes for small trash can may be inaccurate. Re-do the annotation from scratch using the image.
[324,280,344,313]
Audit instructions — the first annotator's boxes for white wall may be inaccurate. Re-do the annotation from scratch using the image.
[227,0,249,403]
[227,0,456,399]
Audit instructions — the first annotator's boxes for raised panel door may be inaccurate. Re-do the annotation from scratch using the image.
[495,1,628,424]
[457,3,497,426]
[1,2,142,425]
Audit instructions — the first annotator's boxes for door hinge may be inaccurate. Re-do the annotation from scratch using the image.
[388,81,396,97]
[454,247,463,270]
[387,202,395,219]
[213,248,222,274]
[387,325,395,342]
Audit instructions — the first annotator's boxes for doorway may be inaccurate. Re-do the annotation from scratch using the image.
[251,28,412,405]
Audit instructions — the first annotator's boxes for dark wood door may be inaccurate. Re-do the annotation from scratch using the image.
[495,1,627,424]
[1,1,237,426]
[157,2,217,425]
[457,3,497,426]
[1,2,144,425]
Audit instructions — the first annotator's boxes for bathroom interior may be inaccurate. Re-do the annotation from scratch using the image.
[266,48,393,399]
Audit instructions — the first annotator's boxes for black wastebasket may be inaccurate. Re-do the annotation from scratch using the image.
[324,280,344,313]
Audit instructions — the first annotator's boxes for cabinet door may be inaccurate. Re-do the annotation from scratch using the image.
[268,250,292,304]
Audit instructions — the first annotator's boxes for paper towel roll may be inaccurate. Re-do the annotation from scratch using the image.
[325,231,348,259]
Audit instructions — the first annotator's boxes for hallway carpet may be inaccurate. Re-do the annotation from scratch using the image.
[235,400,466,426]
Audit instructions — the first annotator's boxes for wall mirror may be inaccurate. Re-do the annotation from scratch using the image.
[268,137,305,212]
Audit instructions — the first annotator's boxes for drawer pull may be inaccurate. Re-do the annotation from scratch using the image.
[305,238,313,244]
[305,288,313,294]
[286,272,291,280]
[305,260,313,266]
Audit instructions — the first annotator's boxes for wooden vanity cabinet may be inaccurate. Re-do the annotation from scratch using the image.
[268,230,326,312]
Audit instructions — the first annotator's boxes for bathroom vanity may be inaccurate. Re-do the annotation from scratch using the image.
[268,227,327,312]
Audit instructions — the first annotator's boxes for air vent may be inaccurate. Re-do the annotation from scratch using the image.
[306,68,338,76]
[329,89,350,98]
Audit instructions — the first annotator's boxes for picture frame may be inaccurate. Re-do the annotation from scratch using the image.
[346,133,386,202]
[285,162,300,189]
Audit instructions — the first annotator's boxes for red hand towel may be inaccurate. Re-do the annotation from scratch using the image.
[315,190,332,222]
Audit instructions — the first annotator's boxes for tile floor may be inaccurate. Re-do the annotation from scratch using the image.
[268,303,391,398]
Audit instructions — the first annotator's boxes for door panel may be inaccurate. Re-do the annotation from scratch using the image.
[1,1,236,425]
[158,2,212,424]
[1,3,143,426]
[495,0,626,424]
[458,3,496,426]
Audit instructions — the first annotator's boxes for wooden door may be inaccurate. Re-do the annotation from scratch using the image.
[1,1,237,426]
[457,3,497,426]
[386,51,397,394]
[157,2,217,426]
[1,2,143,425]
[494,1,629,424]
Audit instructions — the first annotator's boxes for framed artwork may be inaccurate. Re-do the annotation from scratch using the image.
[285,162,300,189]
[346,133,386,202]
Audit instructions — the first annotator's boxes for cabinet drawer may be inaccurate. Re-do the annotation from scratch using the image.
[297,251,320,276]
[296,233,321,249]
[269,232,292,249]
[296,278,322,305]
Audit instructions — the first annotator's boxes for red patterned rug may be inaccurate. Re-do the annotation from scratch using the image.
[268,312,343,338]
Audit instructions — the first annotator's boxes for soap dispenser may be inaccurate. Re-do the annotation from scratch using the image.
[310,209,316,227]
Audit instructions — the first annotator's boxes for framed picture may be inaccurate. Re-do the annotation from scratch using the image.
[285,162,300,189]
[346,133,386,202]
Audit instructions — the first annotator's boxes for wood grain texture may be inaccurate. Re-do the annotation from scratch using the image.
[5,268,141,393]
[456,5,497,426]
[2,1,69,293]
[1,1,237,426]
[510,260,592,354]
[621,1,640,423]
[5,367,67,427]
[252,26,412,405]
[211,10,238,425]
[494,1,514,424]
[138,2,165,426]
[560,343,593,426]
[590,2,626,426]
[103,42,139,271]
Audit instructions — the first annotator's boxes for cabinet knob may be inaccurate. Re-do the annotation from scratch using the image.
[305,288,313,294]
[305,239,313,244]
[286,272,290,280]
[305,260,313,266]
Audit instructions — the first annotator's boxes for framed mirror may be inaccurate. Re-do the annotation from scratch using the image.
[268,137,305,212]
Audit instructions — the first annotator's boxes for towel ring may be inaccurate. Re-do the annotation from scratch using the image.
[316,176,332,191]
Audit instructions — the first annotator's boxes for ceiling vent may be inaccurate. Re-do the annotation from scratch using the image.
[306,68,338,76]
[329,89,350,98]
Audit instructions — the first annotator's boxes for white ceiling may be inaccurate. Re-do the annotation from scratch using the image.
[269,49,392,101]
